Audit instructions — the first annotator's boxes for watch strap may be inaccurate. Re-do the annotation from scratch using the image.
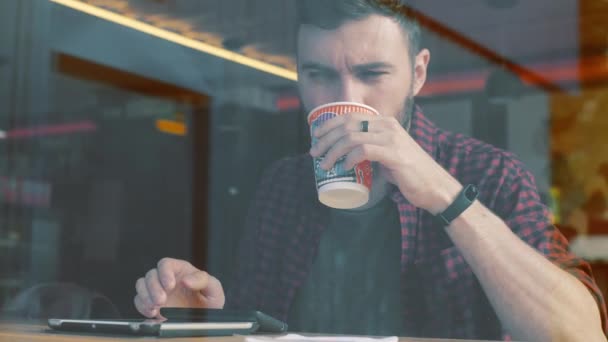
[436,184,479,226]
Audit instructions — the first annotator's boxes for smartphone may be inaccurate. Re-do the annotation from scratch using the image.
[159,308,288,333]
[48,318,258,337]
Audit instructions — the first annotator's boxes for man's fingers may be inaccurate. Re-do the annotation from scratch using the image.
[343,144,385,170]
[134,295,158,318]
[311,116,389,159]
[135,278,158,316]
[135,277,153,307]
[145,269,167,306]
[134,258,219,316]
[321,132,385,169]
[310,123,353,157]
[202,275,226,303]
[157,257,191,291]
[182,272,225,308]
[313,112,374,138]
[181,271,211,292]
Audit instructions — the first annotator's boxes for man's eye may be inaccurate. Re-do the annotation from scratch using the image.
[308,71,332,81]
[359,71,387,81]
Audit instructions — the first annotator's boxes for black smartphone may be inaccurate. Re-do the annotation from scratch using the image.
[48,318,258,337]
[159,308,288,333]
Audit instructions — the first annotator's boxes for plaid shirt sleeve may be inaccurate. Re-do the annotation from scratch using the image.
[223,159,284,311]
[222,155,313,317]
[487,152,608,336]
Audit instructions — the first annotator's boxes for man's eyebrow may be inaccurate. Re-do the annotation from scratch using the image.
[352,62,394,72]
[300,62,335,72]
[300,61,394,72]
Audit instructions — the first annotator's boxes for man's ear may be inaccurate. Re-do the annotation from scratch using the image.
[412,49,430,96]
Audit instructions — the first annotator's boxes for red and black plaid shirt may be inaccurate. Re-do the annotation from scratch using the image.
[225,107,607,340]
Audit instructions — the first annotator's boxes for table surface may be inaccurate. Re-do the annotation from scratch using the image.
[0,322,505,342]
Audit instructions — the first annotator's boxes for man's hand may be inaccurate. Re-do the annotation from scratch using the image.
[134,258,225,318]
[309,113,461,213]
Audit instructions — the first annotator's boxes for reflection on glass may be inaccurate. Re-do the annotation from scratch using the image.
[0,0,607,340]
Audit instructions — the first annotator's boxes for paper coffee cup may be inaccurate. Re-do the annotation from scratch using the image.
[307,102,379,209]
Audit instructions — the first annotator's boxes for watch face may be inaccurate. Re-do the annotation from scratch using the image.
[465,184,479,200]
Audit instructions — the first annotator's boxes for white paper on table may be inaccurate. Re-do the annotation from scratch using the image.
[246,333,398,342]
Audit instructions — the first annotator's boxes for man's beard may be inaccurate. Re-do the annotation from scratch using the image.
[371,90,415,184]
[397,86,416,132]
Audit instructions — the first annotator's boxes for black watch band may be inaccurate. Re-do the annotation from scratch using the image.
[435,184,479,226]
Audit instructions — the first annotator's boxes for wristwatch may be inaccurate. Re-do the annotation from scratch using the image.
[435,184,479,226]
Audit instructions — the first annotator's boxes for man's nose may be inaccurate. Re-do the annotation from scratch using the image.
[337,79,363,103]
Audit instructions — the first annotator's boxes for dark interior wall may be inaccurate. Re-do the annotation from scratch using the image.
[205,103,308,289]
[56,118,194,317]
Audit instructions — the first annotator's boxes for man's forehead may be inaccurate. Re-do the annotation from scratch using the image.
[297,37,404,71]
[296,15,410,66]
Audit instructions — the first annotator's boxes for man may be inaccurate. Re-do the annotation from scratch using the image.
[134,1,608,340]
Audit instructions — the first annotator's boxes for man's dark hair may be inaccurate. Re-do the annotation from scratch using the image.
[296,0,421,61]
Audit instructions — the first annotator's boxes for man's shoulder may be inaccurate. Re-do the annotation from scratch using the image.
[266,153,312,172]
[250,154,320,226]
[414,108,527,177]
[437,126,502,156]
[256,153,317,198]
[261,153,313,182]
[436,127,530,184]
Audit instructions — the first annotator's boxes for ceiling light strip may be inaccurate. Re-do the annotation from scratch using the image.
[49,0,298,81]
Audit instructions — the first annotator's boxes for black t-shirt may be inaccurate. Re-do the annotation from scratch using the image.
[287,196,403,335]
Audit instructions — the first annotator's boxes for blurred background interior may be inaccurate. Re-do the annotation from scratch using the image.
[0,0,607,319]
